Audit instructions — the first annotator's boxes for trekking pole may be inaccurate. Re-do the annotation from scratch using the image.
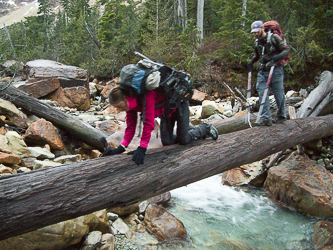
[245,71,252,128]
[134,51,164,67]
[255,66,275,123]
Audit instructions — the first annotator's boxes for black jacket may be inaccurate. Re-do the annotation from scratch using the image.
[252,33,289,66]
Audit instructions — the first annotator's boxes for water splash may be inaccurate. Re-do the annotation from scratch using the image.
[163,174,318,250]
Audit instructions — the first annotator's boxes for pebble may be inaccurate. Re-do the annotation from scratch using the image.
[114,235,139,250]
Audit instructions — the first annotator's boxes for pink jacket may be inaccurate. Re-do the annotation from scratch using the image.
[121,90,169,148]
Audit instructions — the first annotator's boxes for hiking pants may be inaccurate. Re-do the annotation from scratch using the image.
[256,66,286,121]
[160,100,192,146]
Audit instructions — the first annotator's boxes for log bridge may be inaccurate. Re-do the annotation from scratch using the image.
[1,115,333,241]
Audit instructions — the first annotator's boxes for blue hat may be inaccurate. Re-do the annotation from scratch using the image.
[251,20,264,33]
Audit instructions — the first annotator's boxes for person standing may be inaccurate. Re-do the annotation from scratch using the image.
[247,20,290,126]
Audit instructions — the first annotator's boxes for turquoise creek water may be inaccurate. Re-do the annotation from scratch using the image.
[160,174,320,250]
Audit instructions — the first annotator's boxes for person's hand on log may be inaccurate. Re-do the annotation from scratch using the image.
[101,145,125,157]
[127,146,147,165]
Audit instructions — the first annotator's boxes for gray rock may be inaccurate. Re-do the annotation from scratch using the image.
[27,147,55,159]
[6,131,30,158]
[112,218,133,239]
[107,212,119,221]
[82,231,102,250]
[54,154,82,164]
[33,160,62,170]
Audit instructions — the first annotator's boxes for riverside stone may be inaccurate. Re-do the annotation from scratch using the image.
[112,218,134,239]
[144,204,187,241]
[17,78,61,99]
[0,134,12,153]
[108,203,139,217]
[95,120,120,136]
[6,131,31,158]
[0,164,13,174]
[264,152,333,218]
[33,159,62,170]
[93,210,112,234]
[27,147,55,159]
[147,192,172,207]
[201,100,224,118]
[0,213,105,250]
[0,152,20,165]
[0,98,28,128]
[107,212,119,221]
[222,161,267,187]
[49,86,90,111]
[24,118,65,150]
[96,233,115,250]
[313,221,333,249]
[24,60,88,87]
[54,154,82,164]
[82,231,102,250]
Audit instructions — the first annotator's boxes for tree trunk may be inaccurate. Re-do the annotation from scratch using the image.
[1,115,333,240]
[0,83,107,151]
[197,0,204,42]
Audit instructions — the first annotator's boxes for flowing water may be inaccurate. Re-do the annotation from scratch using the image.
[160,174,320,250]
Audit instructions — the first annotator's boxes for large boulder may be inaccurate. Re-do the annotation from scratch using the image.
[24,60,88,88]
[264,152,333,218]
[24,118,65,150]
[0,213,99,250]
[16,78,61,98]
[48,86,90,111]
[144,204,187,241]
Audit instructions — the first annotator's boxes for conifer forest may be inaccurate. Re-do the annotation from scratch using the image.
[0,0,332,91]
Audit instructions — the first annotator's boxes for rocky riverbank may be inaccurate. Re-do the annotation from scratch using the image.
[0,60,333,249]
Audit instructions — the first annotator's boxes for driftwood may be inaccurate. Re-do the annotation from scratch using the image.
[297,71,333,118]
[0,83,107,151]
[211,96,303,135]
[1,115,333,240]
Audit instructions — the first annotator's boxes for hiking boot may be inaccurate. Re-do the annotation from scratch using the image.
[255,120,272,126]
[272,116,287,124]
[208,124,219,140]
[189,121,219,140]
[199,121,219,140]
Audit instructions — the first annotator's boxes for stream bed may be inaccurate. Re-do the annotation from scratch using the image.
[160,174,319,250]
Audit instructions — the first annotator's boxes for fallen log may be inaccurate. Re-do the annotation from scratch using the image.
[211,96,303,135]
[1,115,333,240]
[0,83,107,151]
[296,70,333,118]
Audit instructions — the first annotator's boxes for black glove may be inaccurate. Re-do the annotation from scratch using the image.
[128,146,147,165]
[247,60,254,72]
[101,145,125,157]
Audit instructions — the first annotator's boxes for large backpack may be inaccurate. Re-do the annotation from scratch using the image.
[118,60,194,129]
[118,60,194,108]
[263,20,290,66]
[118,62,154,96]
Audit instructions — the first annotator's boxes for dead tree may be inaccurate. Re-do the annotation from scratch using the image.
[0,83,107,151]
[1,115,333,240]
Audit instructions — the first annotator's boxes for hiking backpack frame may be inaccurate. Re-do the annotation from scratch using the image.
[262,20,291,66]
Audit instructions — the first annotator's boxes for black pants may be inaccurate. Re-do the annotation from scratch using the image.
[160,100,192,146]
